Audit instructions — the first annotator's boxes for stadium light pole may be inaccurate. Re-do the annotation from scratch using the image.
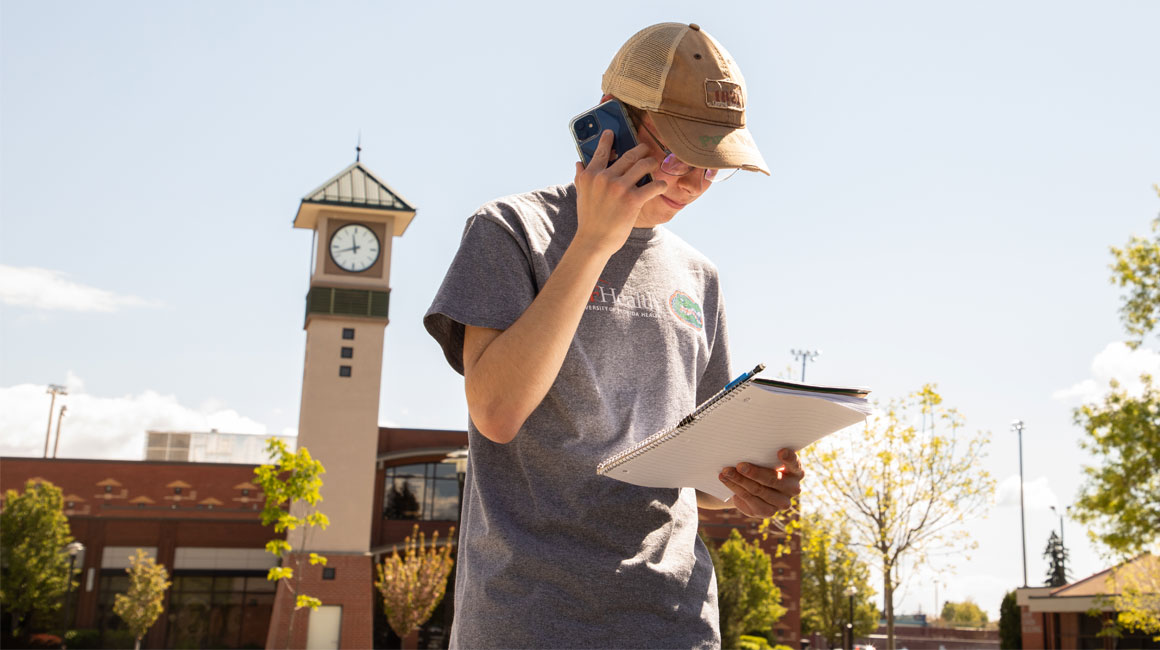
[790,349,821,382]
[1012,419,1028,587]
[43,384,67,458]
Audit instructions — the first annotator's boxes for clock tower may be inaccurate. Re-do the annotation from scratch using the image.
[268,160,415,649]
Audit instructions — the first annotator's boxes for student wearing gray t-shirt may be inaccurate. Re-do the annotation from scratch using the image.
[424,22,804,649]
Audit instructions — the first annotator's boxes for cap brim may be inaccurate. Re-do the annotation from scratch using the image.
[651,113,770,176]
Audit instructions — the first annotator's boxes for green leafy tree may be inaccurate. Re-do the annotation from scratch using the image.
[998,590,1022,649]
[1070,376,1160,557]
[0,479,76,641]
[112,549,172,650]
[782,512,877,647]
[714,529,787,649]
[940,599,988,628]
[1108,184,1160,349]
[253,437,329,645]
[774,385,994,650]
[1074,184,1160,642]
[1042,530,1070,587]
[374,524,456,640]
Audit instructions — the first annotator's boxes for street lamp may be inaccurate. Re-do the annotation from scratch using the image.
[844,585,857,650]
[43,384,67,458]
[1011,419,1028,587]
[440,448,469,520]
[62,541,84,645]
[790,349,821,382]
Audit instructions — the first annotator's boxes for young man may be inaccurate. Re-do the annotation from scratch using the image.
[424,22,803,649]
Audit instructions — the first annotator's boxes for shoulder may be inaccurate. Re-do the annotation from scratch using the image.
[470,184,577,243]
[656,227,720,280]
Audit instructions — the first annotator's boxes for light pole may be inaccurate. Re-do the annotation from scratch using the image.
[790,349,821,382]
[62,541,84,645]
[1011,419,1028,587]
[43,384,67,458]
[844,585,857,649]
[52,405,68,459]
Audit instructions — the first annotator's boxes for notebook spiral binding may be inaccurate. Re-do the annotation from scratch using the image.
[596,379,754,476]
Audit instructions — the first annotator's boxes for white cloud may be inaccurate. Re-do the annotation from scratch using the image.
[0,265,158,312]
[1054,341,1160,402]
[996,474,1058,509]
[0,375,271,460]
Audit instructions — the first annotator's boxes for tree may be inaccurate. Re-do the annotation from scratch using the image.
[714,529,787,649]
[1070,375,1160,557]
[788,385,994,650]
[253,437,329,645]
[1108,184,1160,350]
[1042,530,1070,587]
[112,549,171,650]
[375,524,455,640]
[0,479,76,641]
[998,590,1021,649]
[780,512,877,648]
[1105,554,1159,641]
[940,599,988,628]
[1072,183,1160,642]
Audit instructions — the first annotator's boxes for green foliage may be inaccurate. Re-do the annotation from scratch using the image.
[769,385,994,650]
[940,599,988,628]
[998,590,1022,649]
[1108,185,1160,349]
[1070,376,1160,557]
[253,437,329,610]
[714,529,787,650]
[1042,530,1070,587]
[0,479,76,639]
[738,634,774,650]
[112,549,171,648]
[780,512,877,648]
[375,524,456,639]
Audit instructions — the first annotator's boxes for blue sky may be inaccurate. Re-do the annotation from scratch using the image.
[3,0,1158,619]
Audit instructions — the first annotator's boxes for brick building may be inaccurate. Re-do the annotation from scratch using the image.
[1016,554,1159,649]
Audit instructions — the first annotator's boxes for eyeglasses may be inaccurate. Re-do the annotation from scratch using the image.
[639,124,738,183]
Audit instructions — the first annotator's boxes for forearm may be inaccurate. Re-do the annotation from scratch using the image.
[465,240,610,442]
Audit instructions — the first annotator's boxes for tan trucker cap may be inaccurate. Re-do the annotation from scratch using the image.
[602,22,769,176]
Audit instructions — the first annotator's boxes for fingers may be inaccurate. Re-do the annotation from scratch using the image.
[718,452,803,518]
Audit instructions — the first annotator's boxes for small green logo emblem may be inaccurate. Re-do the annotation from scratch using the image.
[669,291,704,330]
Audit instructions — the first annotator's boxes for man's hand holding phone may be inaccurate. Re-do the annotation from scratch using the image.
[572,129,667,259]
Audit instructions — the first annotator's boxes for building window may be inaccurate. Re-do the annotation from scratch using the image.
[383,463,460,521]
[241,489,250,496]
[174,487,183,495]
[342,328,355,340]
[341,347,353,359]
[104,485,113,493]
[777,567,785,575]
[66,501,75,509]
[339,365,352,377]
[322,568,336,580]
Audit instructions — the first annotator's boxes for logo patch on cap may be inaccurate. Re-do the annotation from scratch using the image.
[705,80,744,111]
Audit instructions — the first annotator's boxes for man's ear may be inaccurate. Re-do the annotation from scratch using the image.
[600,93,615,103]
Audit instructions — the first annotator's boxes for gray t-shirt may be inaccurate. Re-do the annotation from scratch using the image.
[424,184,732,649]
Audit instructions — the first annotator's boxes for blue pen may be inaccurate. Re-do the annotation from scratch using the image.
[723,363,766,392]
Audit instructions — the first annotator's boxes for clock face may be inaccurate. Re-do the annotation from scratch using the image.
[329,223,380,273]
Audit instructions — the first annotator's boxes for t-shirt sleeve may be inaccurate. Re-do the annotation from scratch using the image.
[423,214,538,375]
[696,288,732,404]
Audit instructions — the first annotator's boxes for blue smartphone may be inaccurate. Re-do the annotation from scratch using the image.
[570,99,653,187]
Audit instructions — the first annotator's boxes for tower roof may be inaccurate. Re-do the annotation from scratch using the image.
[293,161,416,236]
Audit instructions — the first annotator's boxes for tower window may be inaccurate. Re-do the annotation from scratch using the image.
[323,568,336,580]
[342,328,355,340]
[341,347,353,359]
[340,365,352,377]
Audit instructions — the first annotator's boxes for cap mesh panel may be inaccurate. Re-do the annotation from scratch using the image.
[602,23,686,110]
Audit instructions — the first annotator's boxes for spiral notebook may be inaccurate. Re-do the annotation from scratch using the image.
[596,364,873,502]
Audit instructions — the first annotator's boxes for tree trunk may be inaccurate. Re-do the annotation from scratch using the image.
[134,636,142,650]
[882,560,895,650]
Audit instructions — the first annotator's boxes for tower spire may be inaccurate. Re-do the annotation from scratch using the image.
[356,131,362,162]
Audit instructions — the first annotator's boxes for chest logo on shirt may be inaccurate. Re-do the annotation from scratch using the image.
[668,291,704,330]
